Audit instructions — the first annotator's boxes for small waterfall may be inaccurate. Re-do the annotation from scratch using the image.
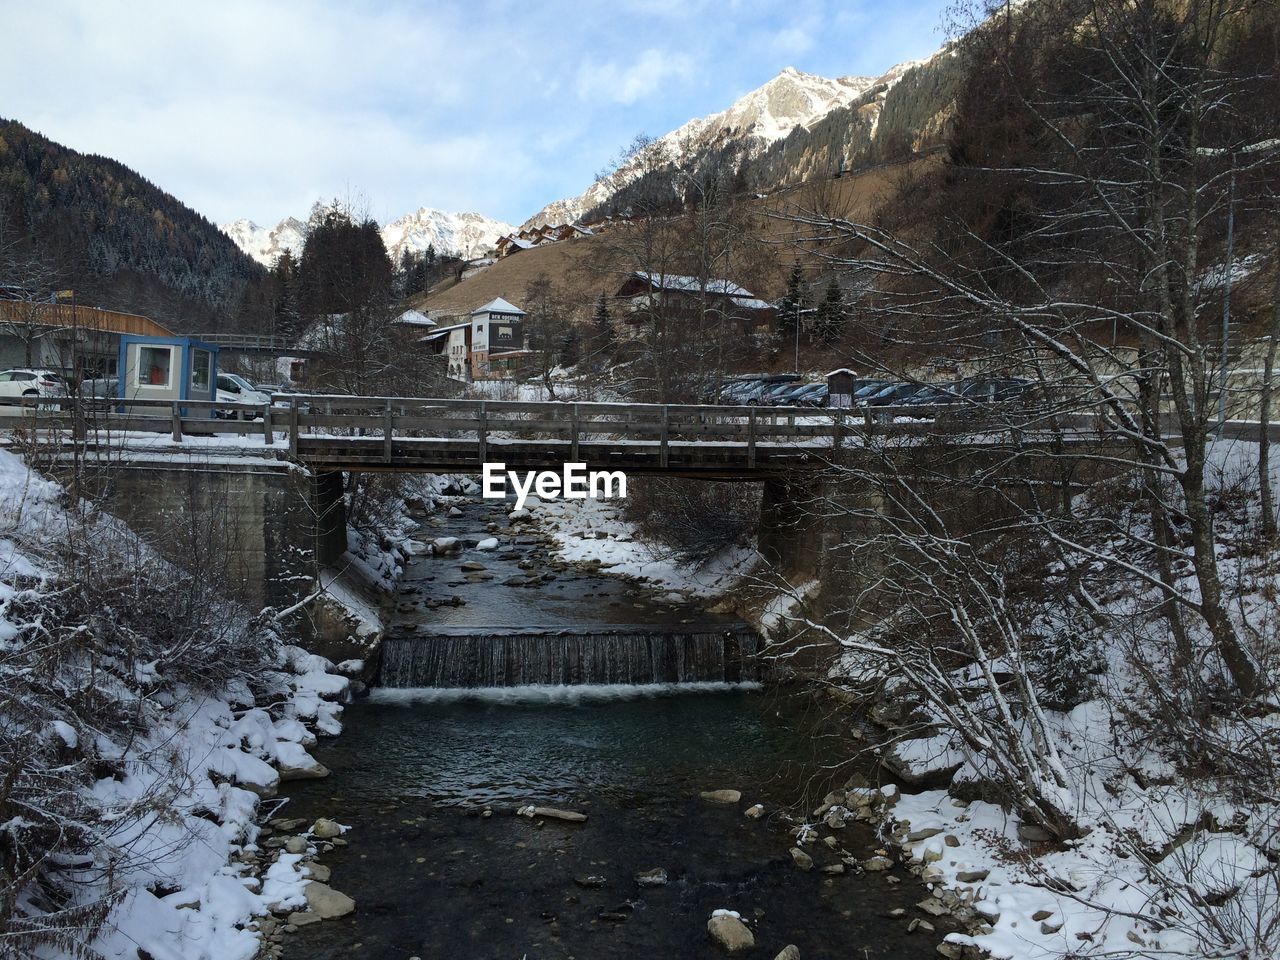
[378,624,764,688]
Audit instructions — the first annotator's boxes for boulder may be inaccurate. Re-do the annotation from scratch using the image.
[311,818,343,840]
[476,537,499,551]
[700,789,742,805]
[707,914,755,953]
[461,561,487,572]
[789,847,814,871]
[278,759,330,782]
[635,868,669,887]
[306,863,331,883]
[775,947,800,960]
[956,868,989,883]
[516,805,587,823]
[862,855,894,872]
[284,836,308,854]
[744,804,765,819]
[303,882,355,919]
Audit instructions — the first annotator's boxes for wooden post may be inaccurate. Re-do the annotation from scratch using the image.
[289,401,299,456]
[477,401,487,462]
[262,402,273,445]
[571,402,580,461]
[171,401,182,442]
[660,405,669,468]
[834,410,845,454]
[383,398,393,463]
[747,407,757,469]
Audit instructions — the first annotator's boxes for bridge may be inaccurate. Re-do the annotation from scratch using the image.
[0,394,1133,479]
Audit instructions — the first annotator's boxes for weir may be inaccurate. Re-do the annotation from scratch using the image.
[378,624,764,688]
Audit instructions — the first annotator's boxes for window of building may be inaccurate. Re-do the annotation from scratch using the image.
[190,349,212,393]
[138,346,173,387]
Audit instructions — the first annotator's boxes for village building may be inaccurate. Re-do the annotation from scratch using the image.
[0,299,174,378]
[613,271,775,335]
[419,321,472,381]
[467,297,526,379]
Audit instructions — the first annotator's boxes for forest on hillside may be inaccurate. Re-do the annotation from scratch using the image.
[0,119,272,332]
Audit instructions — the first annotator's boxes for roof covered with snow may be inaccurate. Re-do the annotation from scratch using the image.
[471,297,526,316]
[630,271,756,298]
[394,308,436,327]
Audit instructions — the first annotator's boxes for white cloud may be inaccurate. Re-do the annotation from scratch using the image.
[575,49,695,106]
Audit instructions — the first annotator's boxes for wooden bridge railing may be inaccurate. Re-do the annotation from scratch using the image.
[0,393,1127,469]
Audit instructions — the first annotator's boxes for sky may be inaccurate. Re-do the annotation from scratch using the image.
[2,0,952,229]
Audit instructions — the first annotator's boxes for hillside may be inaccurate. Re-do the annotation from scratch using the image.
[418,158,933,320]
[0,119,269,333]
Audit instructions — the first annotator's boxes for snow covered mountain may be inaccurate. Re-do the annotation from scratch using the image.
[222,208,514,267]
[524,66,876,228]
[378,207,515,263]
[220,217,307,267]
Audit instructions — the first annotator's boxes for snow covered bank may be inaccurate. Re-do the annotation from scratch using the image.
[0,448,354,959]
[525,493,758,598]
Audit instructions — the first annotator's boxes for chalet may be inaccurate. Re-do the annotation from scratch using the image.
[419,321,472,381]
[614,271,775,335]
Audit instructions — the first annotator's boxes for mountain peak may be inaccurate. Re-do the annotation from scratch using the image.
[222,208,515,267]
[523,65,876,228]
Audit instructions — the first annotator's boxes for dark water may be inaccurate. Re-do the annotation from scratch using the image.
[277,499,945,959]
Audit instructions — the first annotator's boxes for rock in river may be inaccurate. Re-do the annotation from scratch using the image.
[707,913,755,952]
[700,789,742,805]
[635,867,668,887]
[516,805,587,823]
[303,881,355,919]
[789,847,814,871]
[311,818,343,839]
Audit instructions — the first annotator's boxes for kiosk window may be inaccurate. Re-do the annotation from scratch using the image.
[138,346,173,387]
[191,349,212,392]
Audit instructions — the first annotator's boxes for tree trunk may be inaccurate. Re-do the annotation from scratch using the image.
[1260,247,1279,541]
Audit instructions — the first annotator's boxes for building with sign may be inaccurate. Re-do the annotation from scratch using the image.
[468,298,526,379]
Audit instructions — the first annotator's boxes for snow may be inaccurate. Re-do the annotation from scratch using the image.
[528,494,757,597]
[0,446,353,959]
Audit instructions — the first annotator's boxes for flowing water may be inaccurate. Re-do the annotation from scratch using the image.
[277,497,946,959]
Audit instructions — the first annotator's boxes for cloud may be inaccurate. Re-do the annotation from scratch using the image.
[575,49,696,106]
[0,0,953,227]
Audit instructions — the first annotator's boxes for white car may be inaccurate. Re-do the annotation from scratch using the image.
[216,373,271,406]
[0,368,67,403]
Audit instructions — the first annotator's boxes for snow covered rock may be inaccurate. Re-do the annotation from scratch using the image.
[476,537,499,551]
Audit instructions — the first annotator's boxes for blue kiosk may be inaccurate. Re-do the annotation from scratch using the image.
[117,335,221,414]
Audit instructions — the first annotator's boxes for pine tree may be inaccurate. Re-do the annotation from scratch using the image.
[815,277,845,344]
[559,326,582,368]
[777,265,806,339]
[592,292,614,348]
[271,250,301,338]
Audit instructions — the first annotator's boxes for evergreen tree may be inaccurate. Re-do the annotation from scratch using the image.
[815,277,846,344]
[777,265,806,339]
[591,292,614,348]
[559,326,582,368]
[271,250,301,338]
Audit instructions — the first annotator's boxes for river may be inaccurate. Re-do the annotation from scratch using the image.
[276,496,947,959]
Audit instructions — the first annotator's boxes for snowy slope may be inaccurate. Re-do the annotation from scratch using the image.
[525,66,875,227]
[222,208,514,267]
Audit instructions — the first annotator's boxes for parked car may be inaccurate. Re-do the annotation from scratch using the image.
[794,383,829,406]
[851,381,892,403]
[0,369,67,403]
[216,373,271,407]
[864,383,924,407]
[766,382,817,405]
